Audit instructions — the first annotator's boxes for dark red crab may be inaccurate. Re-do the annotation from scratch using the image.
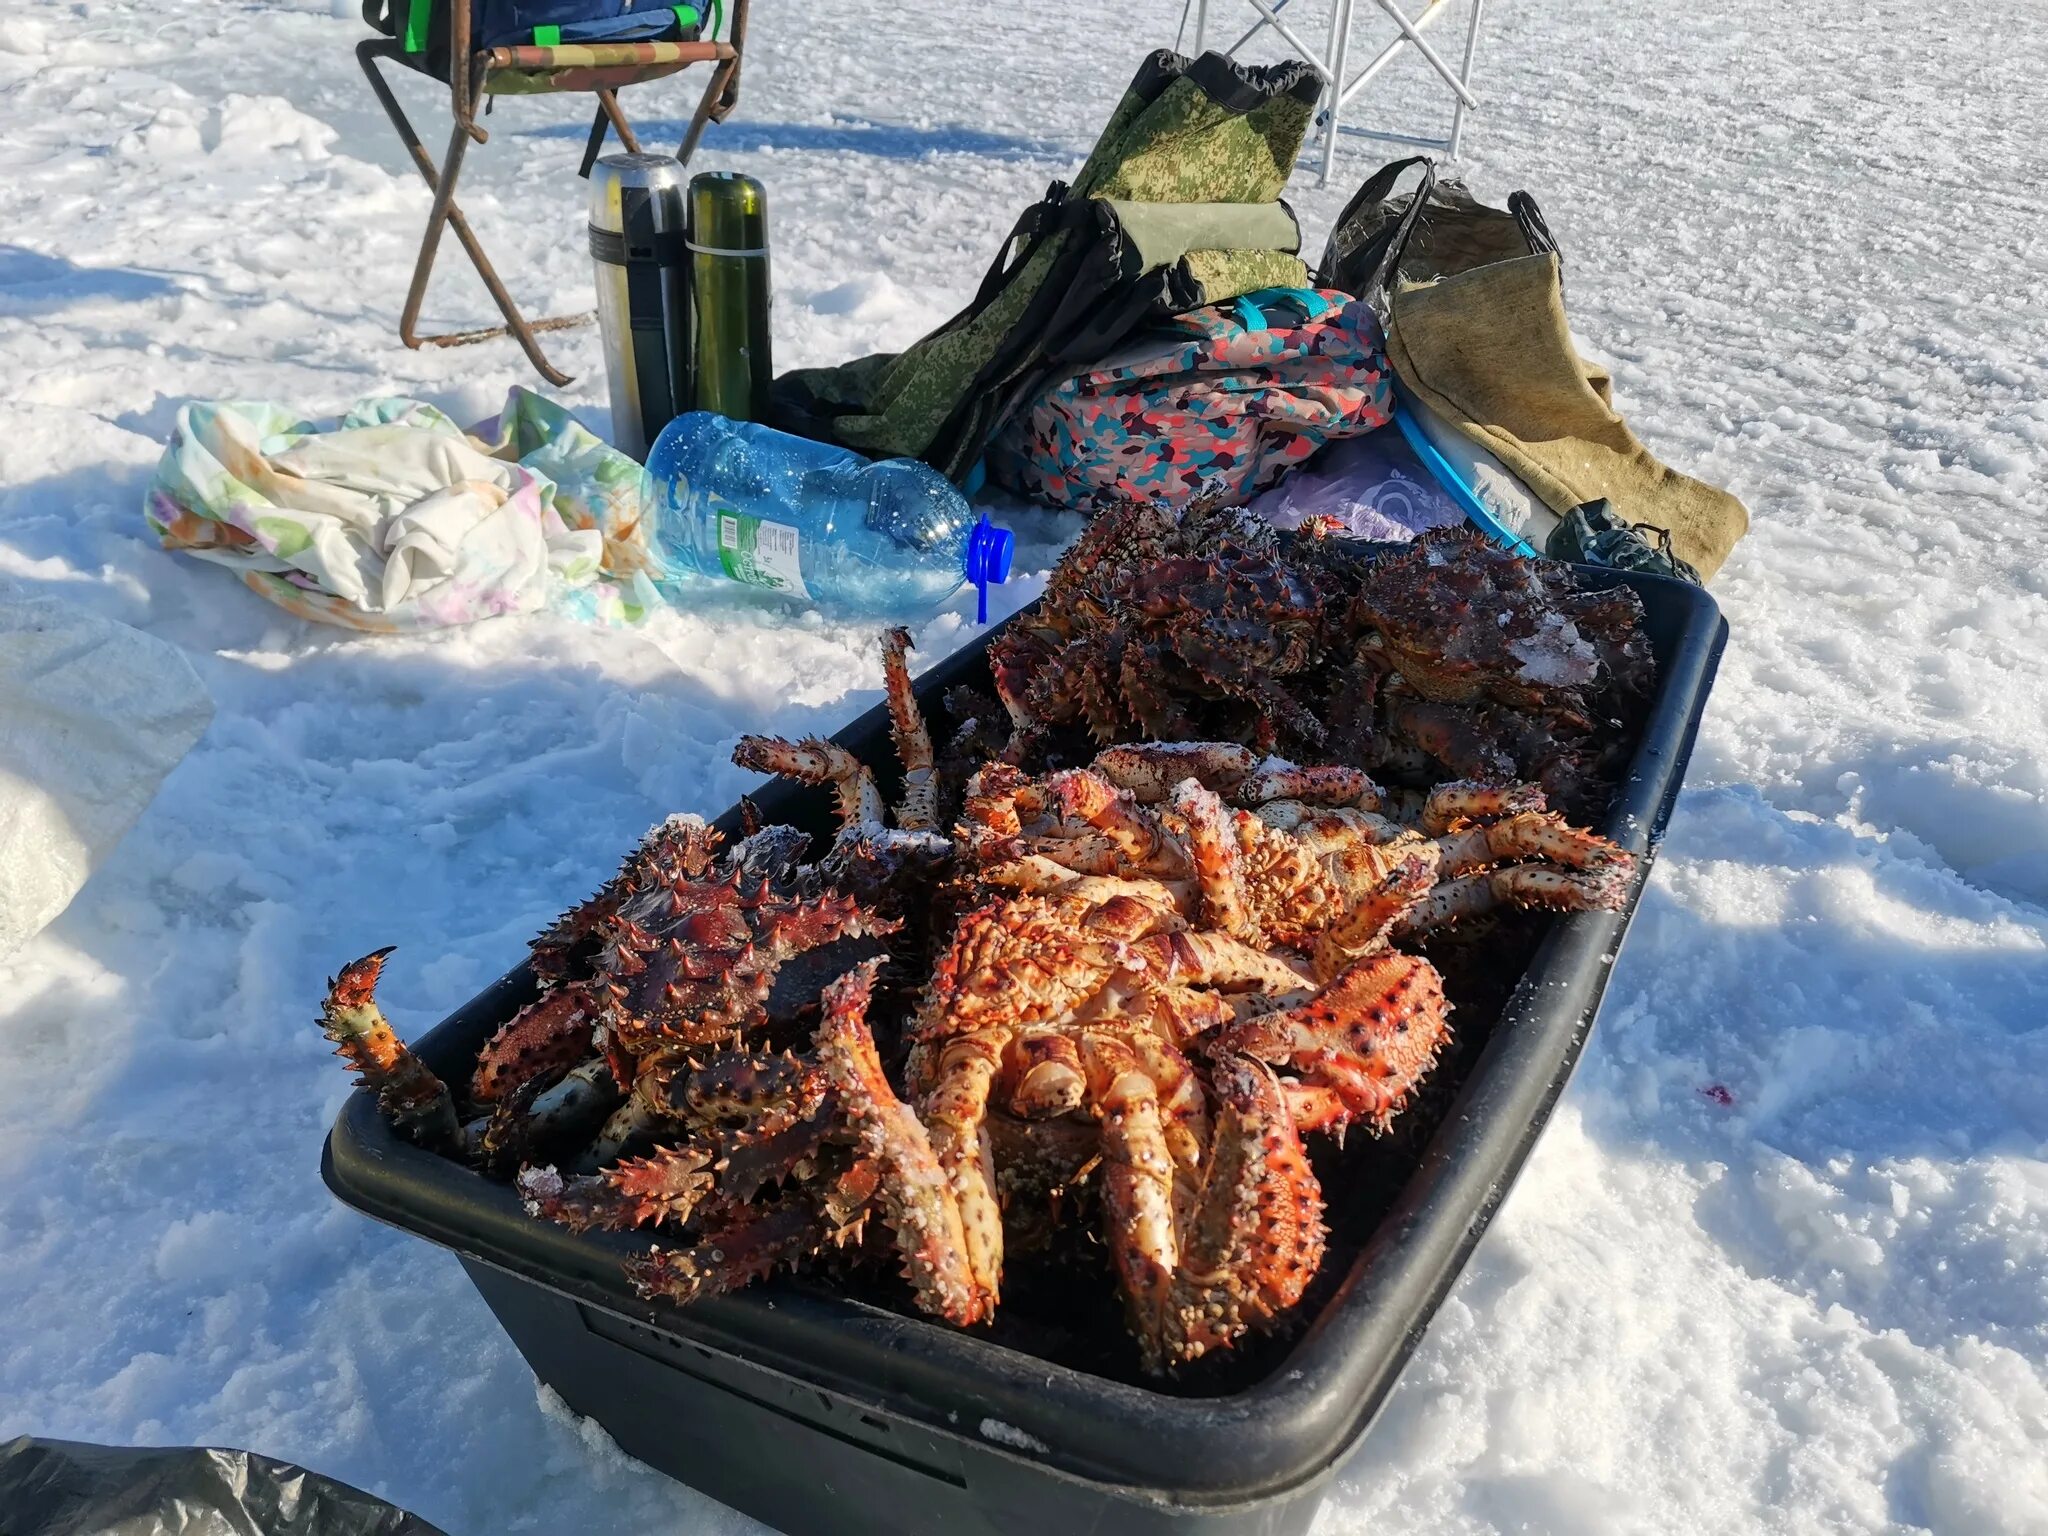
[989,495,1328,756]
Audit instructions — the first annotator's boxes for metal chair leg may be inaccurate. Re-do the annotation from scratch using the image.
[598,89,644,153]
[674,58,736,164]
[359,40,580,386]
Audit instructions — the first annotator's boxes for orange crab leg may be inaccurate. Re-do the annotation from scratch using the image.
[320,948,460,1150]
[1089,742,1257,802]
[1218,949,1451,1138]
[816,961,995,1326]
[1418,779,1549,835]
[1154,1054,1325,1367]
[1080,1033,1181,1359]
[1395,862,1634,937]
[881,627,940,832]
[1170,780,1258,941]
[733,735,885,830]
[1046,769,1193,879]
[1236,761,1382,810]
[1433,810,1633,876]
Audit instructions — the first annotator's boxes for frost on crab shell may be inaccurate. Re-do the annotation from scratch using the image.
[1508,610,1603,689]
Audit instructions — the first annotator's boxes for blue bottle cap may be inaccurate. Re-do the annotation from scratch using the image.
[964,514,1015,625]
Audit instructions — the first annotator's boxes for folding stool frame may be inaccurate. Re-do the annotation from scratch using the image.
[357,0,749,384]
[1181,0,1484,186]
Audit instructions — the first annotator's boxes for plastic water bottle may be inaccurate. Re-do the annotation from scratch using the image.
[643,412,1015,620]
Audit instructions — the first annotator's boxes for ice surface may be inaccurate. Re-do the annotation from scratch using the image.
[2,0,2046,1532]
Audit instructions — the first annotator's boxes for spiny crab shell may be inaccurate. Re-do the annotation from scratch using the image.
[1349,524,1656,721]
[989,495,1328,754]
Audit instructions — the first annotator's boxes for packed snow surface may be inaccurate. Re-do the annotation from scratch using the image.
[3,0,2046,1531]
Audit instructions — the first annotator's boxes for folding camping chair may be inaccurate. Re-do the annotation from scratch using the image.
[358,0,749,384]
[1179,0,1484,187]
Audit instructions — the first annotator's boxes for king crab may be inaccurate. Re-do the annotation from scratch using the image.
[1324,524,1657,811]
[988,497,1327,758]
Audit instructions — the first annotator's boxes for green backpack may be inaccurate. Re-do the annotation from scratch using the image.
[771,51,1322,484]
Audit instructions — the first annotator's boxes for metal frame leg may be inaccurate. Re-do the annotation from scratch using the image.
[675,57,736,163]
[1322,0,1487,160]
[1446,0,1484,158]
[1366,0,1479,107]
[577,88,645,178]
[360,40,581,385]
[1317,0,1354,186]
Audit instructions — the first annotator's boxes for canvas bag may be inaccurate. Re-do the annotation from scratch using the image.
[988,287,1393,513]
[1323,158,1749,581]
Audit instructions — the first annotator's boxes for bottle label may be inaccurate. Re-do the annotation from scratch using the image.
[715,510,810,599]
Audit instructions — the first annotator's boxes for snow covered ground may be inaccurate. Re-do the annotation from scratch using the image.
[2,0,2045,1529]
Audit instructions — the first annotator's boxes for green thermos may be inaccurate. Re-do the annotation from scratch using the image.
[686,172,771,421]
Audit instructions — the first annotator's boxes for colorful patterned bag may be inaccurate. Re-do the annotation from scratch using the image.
[987,287,1393,513]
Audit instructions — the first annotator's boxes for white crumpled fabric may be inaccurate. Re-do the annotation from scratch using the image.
[143,394,656,632]
[0,586,214,959]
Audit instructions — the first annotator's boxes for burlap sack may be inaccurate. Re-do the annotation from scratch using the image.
[1385,253,1748,581]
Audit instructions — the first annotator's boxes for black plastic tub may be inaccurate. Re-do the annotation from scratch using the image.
[324,570,1726,1536]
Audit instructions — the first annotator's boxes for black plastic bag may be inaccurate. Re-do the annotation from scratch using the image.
[1546,499,1704,585]
[0,1437,444,1536]
[1316,155,1556,312]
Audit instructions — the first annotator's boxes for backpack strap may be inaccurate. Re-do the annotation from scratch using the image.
[972,181,1072,307]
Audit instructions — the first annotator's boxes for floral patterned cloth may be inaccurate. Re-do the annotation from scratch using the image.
[987,288,1394,514]
[145,388,663,632]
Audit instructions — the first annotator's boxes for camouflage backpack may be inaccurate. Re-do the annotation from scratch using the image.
[770,50,1323,484]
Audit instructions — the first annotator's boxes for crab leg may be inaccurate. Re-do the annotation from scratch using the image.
[471,985,596,1104]
[671,1050,824,1137]
[1236,760,1383,811]
[518,1145,716,1233]
[1046,769,1192,878]
[1418,779,1548,835]
[1432,811,1633,876]
[815,961,994,1325]
[911,1032,1007,1313]
[1079,1033,1181,1360]
[733,735,885,831]
[320,948,460,1151]
[1395,862,1634,937]
[1311,856,1435,982]
[1090,743,1257,802]
[481,1056,620,1168]
[1170,780,1257,941]
[977,854,1194,920]
[626,1199,832,1306]
[1155,1054,1325,1367]
[881,627,941,832]
[1217,949,1451,1138]
[1135,928,1313,996]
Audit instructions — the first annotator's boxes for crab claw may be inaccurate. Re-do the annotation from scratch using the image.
[1142,1053,1326,1370]
[319,948,459,1151]
[1215,945,1451,1139]
[733,735,885,831]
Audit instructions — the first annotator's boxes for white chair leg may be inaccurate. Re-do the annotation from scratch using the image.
[1319,0,1355,187]
[1369,0,1479,106]
[1446,0,1483,157]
